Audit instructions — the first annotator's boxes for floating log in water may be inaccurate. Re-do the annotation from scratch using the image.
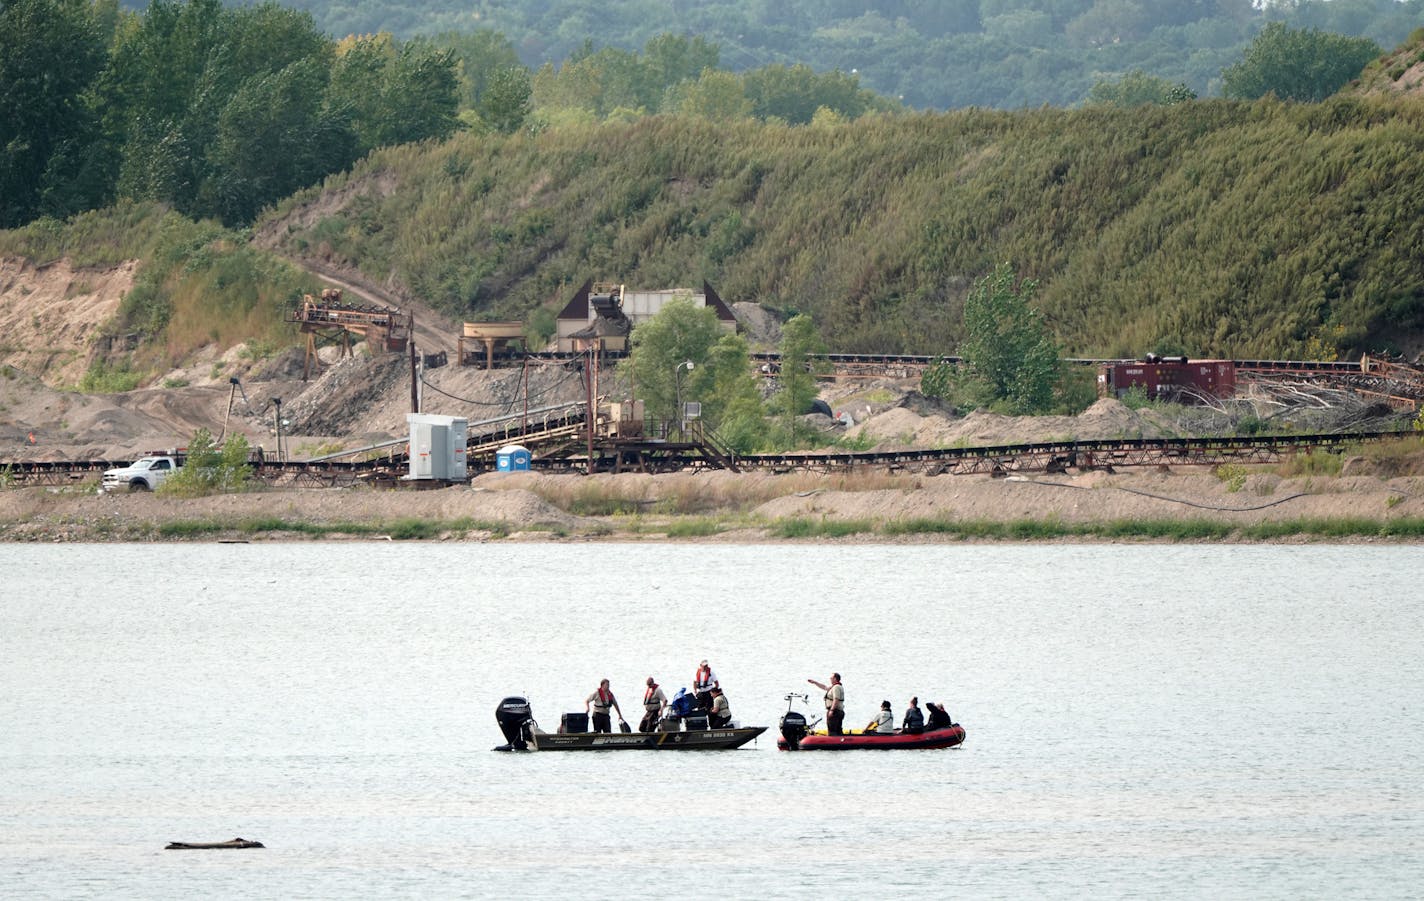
[165,838,264,850]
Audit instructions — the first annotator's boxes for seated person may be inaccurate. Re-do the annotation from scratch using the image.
[708,687,733,728]
[925,702,952,730]
[867,700,895,733]
[902,696,924,734]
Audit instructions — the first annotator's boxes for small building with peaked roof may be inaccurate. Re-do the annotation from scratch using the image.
[556,279,737,353]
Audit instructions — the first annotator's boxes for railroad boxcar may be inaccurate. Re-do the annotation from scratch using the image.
[1098,356,1236,402]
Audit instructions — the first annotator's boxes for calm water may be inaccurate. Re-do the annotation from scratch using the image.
[2,543,1422,899]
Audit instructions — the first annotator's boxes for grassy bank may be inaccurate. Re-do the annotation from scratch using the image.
[7,507,1424,543]
[154,516,521,540]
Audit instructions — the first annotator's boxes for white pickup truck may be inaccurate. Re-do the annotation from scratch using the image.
[102,455,183,492]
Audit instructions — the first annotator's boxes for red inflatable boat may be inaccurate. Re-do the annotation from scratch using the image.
[777,723,966,750]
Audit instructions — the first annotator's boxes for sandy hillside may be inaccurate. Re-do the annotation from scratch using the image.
[0,248,596,461]
[0,257,138,387]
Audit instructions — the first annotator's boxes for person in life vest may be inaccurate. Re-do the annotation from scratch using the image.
[902,697,925,735]
[866,700,894,734]
[707,687,732,728]
[808,673,845,735]
[639,677,668,732]
[693,659,719,711]
[585,678,623,733]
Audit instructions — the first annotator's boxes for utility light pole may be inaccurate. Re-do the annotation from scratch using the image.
[675,360,694,436]
[273,397,284,463]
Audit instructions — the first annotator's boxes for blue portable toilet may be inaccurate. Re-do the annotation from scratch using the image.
[496,444,531,472]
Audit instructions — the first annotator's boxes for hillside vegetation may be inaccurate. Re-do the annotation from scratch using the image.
[0,202,315,382]
[276,0,1424,110]
[6,26,1424,382]
[261,96,1424,361]
[1353,27,1424,93]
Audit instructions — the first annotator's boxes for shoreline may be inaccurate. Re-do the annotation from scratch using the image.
[4,466,1424,543]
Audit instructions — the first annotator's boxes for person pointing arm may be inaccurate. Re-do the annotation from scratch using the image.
[807,672,844,735]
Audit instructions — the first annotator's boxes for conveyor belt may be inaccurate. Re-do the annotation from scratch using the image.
[9,429,1408,487]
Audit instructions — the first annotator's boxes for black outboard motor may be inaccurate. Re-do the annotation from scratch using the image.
[494,696,534,751]
[780,710,809,750]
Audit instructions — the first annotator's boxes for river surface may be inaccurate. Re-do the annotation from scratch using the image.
[2,543,1422,898]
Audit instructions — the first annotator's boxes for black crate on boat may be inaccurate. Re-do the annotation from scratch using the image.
[657,715,681,732]
[683,714,709,731]
[561,712,589,733]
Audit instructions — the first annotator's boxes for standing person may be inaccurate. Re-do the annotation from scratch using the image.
[708,687,732,728]
[693,659,719,711]
[808,673,845,735]
[585,678,622,733]
[902,697,924,734]
[639,677,668,732]
[868,700,895,734]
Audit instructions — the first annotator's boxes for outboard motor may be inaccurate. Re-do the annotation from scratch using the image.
[779,692,811,750]
[779,710,809,750]
[494,696,534,751]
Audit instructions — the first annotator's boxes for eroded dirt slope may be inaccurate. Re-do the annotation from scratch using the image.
[0,257,138,387]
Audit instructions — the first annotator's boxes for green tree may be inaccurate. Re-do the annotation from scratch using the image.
[429,29,522,111]
[525,306,557,349]
[101,0,225,203]
[328,36,460,151]
[742,63,878,124]
[1163,83,1197,105]
[624,297,730,424]
[204,57,356,223]
[529,46,641,119]
[702,333,767,452]
[1064,0,1149,48]
[524,34,721,122]
[770,314,825,417]
[920,356,964,402]
[160,429,252,496]
[481,66,532,133]
[667,69,751,121]
[960,263,1060,414]
[642,33,719,99]
[104,0,334,222]
[0,0,110,227]
[217,433,253,492]
[1221,22,1380,101]
[1085,69,1196,106]
[95,0,456,226]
